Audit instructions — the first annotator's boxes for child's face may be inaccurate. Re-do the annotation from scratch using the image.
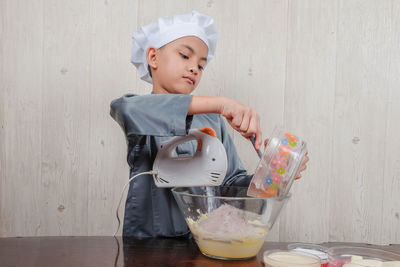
[150,36,208,94]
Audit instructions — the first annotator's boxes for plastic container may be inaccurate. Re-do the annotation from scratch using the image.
[327,246,400,266]
[248,127,307,198]
[263,249,321,267]
[172,186,290,260]
[288,243,329,267]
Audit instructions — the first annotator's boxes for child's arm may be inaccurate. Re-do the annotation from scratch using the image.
[217,115,254,187]
[111,94,262,150]
[110,94,194,137]
[189,96,262,149]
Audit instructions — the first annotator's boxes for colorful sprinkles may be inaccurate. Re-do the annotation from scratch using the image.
[262,132,300,197]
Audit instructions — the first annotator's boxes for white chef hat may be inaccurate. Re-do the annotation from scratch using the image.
[131,10,218,84]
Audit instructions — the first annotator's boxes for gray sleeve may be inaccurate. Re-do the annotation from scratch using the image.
[110,94,194,137]
[219,116,253,187]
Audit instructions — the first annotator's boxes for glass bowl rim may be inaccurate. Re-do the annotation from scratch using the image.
[288,242,328,252]
[171,186,291,200]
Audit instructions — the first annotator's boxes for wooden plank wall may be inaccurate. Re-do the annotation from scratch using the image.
[1,0,399,244]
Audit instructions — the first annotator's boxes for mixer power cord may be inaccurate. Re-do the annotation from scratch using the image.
[114,170,157,236]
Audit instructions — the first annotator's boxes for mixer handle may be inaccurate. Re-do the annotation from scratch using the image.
[159,127,218,156]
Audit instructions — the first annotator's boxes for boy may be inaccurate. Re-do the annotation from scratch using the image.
[110,11,307,237]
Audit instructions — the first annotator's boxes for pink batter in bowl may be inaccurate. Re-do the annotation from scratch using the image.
[172,186,290,260]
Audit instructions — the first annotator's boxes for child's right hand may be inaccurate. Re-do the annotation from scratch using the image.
[219,97,262,149]
[188,95,262,149]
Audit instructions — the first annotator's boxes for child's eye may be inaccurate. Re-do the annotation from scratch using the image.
[180,53,189,59]
[198,65,204,71]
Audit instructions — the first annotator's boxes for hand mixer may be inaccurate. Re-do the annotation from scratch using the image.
[114,127,228,235]
[152,127,228,187]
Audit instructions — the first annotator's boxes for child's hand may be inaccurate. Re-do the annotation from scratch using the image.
[188,96,262,148]
[219,98,262,149]
[295,152,309,179]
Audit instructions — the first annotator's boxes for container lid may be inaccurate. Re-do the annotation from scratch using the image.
[288,243,329,261]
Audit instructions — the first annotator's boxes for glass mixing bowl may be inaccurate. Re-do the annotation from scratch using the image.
[172,186,290,260]
[327,246,400,266]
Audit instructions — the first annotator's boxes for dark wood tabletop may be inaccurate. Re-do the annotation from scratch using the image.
[0,236,399,267]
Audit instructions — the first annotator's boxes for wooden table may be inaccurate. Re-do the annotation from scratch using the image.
[0,236,399,267]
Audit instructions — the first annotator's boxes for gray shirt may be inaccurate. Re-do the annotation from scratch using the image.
[110,93,252,237]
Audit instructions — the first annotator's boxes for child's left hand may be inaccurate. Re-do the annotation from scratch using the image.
[295,152,309,179]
